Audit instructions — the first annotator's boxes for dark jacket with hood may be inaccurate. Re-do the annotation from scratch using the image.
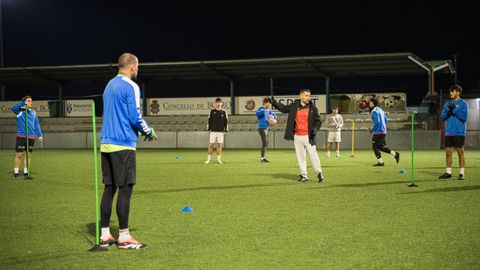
[271,98,322,146]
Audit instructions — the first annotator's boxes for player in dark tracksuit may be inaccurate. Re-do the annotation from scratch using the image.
[438,84,469,180]
[205,97,229,164]
[369,98,400,166]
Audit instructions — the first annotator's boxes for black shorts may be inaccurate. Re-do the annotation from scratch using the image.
[445,136,465,148]
[101,150,136,187]
[15,137,35,153]
[372,134,387,147]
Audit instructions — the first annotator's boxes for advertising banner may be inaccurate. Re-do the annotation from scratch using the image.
[237,95,327,114]
[330,93,406,113]
[147,97,231,115]
[64,100,94,117]
[0,100,50,118]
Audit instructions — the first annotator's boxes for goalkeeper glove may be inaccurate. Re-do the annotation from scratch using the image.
[144,128,157,142]
[447,102,455,116]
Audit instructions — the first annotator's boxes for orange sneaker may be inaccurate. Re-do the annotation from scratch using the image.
[100,235,117,247]
[117,236,148,250]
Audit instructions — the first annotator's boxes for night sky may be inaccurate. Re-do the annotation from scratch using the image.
[2,1,479,101]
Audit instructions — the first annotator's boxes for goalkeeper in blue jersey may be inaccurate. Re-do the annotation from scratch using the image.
[438,85,469,180]
[99,53,157,250]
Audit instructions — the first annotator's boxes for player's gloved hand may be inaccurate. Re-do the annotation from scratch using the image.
[447,102,455,116]
[144,128,157,142]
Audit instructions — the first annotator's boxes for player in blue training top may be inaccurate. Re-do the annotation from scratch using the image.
[369,98,400,166]
[439,85,469,180]
[256,97,277,162]
[99,53,157,250]
[11,96,43,180]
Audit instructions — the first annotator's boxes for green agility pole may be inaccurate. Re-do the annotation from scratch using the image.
[408,111,418,187]
[25,107,30,177]
[89,102,107,252]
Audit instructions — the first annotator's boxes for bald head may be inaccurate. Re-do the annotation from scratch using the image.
[118,53,139,79]
[118,53,138,68]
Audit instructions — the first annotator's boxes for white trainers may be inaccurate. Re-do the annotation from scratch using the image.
[336,153,340,157]
[326,152,331,157]
[204,160,211,164]
[216,160,224,164]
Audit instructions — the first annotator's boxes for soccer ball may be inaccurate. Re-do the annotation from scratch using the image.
[268,116,277,125]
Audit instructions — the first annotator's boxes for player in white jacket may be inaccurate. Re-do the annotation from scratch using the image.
[326,107,343,157]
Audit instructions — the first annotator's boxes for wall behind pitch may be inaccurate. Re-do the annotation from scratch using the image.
[177,132,210,148]
[274,131,326,149]
[137,132,177,148]
[44,133,86,148]
[0,130,444,149]
[224,131,274,149]
[1,133,45,149]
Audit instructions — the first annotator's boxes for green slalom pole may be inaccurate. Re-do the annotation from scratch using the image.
[90,102,106,251]
[25,107,30,177]
[408,111,418,187]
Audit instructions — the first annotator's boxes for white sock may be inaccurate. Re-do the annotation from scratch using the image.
[336,150,340,155]
[101,227,110,239]
[14,168,19,174]
[460,168,465,175]
[390,151,396,156]
[24,167,28,174]
[119,229,131,241]
[446,168,452,174]
[217,155,221,161]
[207,155,211,161]
[377,158,384,163]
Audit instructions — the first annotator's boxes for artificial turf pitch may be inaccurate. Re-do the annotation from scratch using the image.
[1,149,479,269]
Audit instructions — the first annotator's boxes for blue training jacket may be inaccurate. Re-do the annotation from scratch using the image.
[371,106,388,134]
[100,75,152,148]
[440,98,468,136]
[11,101,43,139]
[256,106,277,128]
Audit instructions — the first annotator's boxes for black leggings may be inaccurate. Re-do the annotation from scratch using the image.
[372,134,392,159]
[100,184,133,230]
[258,128,268,158]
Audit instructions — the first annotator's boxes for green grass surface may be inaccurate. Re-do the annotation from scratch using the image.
[1,149,480,269]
